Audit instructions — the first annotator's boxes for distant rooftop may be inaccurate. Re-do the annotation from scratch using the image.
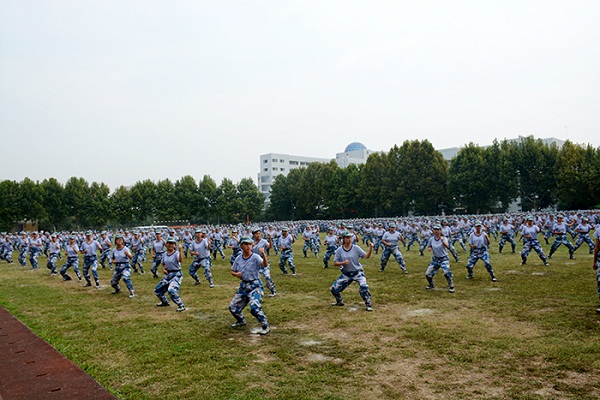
[344,142,367,152]
[438,136,566,161]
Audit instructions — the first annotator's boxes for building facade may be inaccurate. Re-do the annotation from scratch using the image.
[258,142,374,203]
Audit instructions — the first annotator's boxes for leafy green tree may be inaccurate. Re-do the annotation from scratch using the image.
[358,152,389,217]
[17,178,46,226]
[398,140,448,215]
[448,143,492,213]
[154,179,177,221]
[215,178,239,224]
[483,140,519,212]
[64,177,90,228]
[198,175,218,223]
[555,141,599,209]
[174,175,199,221]
[40,178,65,231]
[267,175,293,221]
[130,180,157,224]
[86,182,111,228]
[513,136,558,210]
[0,180,20,231]
[110,185,134,227]
[237,178,264,223]
[285,168,307,219]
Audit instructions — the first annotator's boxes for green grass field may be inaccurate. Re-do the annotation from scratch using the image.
[1,237,599,399]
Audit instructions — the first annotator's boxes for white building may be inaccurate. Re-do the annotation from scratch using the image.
[258,142,374,203]
[257,153,331,201]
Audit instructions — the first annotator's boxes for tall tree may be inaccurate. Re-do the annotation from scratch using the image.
[17,178,46,227]
[358,152,389,217]
[174,175,199,221]
[0,180,20,231]
[237,178,264,223]
[110,185,134,227]
[154,179,176,221]
[215,178,239,224]
[555,141,599,209]
[267,175,293,221]
[448,143,492,213]
[514,136,558,210]
[40,178,65,230]
[87,182,111,228]
[198,175,218,223]
[130,180,157,224]
[64,177,90,228]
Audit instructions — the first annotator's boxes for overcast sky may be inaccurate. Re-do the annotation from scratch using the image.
[1,1,599,190]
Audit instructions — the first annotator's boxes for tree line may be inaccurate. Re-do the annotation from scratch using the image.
[2,136,598,231]
[266,136,600,220]
[0,175,264,231]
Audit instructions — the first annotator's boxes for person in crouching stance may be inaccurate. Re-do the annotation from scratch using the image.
[110,234,135,298]
[229,237,270,335]
[330,231,374,311]
[425,224,455,293]
[154,238,186,312]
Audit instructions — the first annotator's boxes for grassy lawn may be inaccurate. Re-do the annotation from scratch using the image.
[1,237,599,399]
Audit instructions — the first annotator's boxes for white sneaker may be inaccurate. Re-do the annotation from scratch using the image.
[231,321,246,328]
[259,326,270,335]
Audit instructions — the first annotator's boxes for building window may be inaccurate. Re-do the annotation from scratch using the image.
[261,176,270,183]
[272,159,277,163]
[261,185,270,192]
[272,167,277,171]
[263,168,268,172]
[289,161,298,165]
[280,159,285,163]
[280,168,285,171]
[263,159,268,164]
[300,162,309,166]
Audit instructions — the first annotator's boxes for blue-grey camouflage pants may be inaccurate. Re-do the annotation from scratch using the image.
[46,253,59,274]
[330,270,371,307]
[18,248,28,266]
[451,234,466,251]
[99,249,113,269]
[229,249,241,265]
[259,264,276,295]
[1,248,13,263]
[573,234,595,253]
[60,257,82,280]
[323,246,336,267]
[183,242,191,258]
[380,246,407,272]
[211,240,225,259]
[406,234,420,250]
[374,237,383,254]
[82,256,100,286]
[279,249,296,274]
[188,257,213,284]
[499,234,516,252]
[154,271,184,307]
[111,264,134,293]
[425,256,454,288]
[229,279,268,328]
[29,248,40,269]
[466,249,495,279]
[150,253,164,277]
[549,234,574,257]
[521,239,548,263]
[132,250,145,273]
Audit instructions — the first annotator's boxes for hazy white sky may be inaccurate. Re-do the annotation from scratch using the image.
[1,1,599,190]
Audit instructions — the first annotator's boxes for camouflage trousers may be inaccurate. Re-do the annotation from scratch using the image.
[229,279,268,328]
[330,270,371,307]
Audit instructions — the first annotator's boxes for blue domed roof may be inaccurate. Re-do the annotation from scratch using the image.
[344,142,367,152]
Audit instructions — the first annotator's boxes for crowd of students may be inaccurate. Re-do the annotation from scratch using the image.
[2,209,599,335]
